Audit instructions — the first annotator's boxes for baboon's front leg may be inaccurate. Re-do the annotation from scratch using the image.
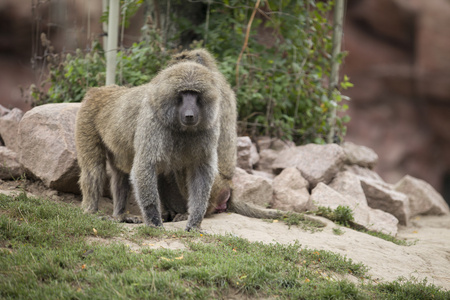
[185,163,216,231]
[131,163,163,228]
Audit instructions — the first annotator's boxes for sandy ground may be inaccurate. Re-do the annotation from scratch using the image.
[1,179,449,290]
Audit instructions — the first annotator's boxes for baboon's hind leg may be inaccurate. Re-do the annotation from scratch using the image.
[77,122,107,214]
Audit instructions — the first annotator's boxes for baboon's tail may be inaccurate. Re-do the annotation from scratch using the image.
[228,200,282,219]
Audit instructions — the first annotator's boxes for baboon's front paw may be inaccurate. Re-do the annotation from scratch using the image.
[172,213,189,222]
[114,213,143,224]
[185,225,206,234]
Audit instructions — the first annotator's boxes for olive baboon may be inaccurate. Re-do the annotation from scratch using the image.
[161,49,283,221]
[75,61,222,231]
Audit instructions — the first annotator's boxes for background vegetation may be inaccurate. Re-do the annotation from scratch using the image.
[30,0,351,144]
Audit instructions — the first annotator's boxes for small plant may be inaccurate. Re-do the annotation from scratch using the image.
[315,205,354,227]
[280,211,325,232]
[333,227,345,236]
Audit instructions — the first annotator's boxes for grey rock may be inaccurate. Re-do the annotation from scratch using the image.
[329,171,367,204]
[236,136,254,172]
[311,182,398,235]
[342,141,378,168]
[232,167,273,209]
[272,143,346,188]
[256,149,278,174]
[360,177,410,226]
[0,104,10,117]
[272,167,311,212]
[394,175,450,216]
[0,108,24,152]
[250,142,260,167]
[344,164,384,181]
[251,170,275,181]
[256,136,295,152]
[0,146,24,180]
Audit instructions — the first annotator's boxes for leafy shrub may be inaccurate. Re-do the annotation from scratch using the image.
[30,25,171,105]
[29,0,350,144]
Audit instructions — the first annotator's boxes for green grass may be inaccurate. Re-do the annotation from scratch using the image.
[1,193,449,299]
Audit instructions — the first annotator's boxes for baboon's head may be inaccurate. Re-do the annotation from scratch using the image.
[168,48,218,71]
[152,62,220,132]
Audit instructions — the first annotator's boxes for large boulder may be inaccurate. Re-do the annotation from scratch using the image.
[0,146,24,180]
[0,108,24,152]
[232,167,273,209]
[18,103,81,193]
[360,177,410,226]
[394,175,450,216]
[272,143,346,188]
[271,167,311,212]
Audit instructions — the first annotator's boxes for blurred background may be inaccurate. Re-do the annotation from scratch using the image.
[0,0,449,202]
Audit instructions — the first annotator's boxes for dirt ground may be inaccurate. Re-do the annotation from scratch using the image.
[1,179,449,291]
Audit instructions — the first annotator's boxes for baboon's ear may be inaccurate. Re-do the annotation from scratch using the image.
[196,53,204,66]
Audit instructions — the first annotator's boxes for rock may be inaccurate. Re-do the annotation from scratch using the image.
[342,141,378,168]
[344,165,384,182]
[367,209,399,236]
[0,104,10,117]
[232,167,273,209]
[394,175,450,216]
[310,182,398,235]
[272,143,346,188]
[236,136,254,172]
[360,177,410,226]
[0,108,24,152]
[255,149,278,174]
[18,103,81,194]
[0,146,24,180]
[329,171,399,234]
[329,171,367,204]
[311,183,369,225]
[251,170,275,181]
[250,143,259,167]
[256,136,295,152]
[256,136,272,151]
[270,139,295,151]
[272,167,311,212]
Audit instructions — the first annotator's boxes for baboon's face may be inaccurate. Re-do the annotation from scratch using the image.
[178,91,200,127]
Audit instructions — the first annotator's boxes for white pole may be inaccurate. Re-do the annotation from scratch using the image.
[102,0,108,50]
[106,0,119,86]
[327,0,345,143]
